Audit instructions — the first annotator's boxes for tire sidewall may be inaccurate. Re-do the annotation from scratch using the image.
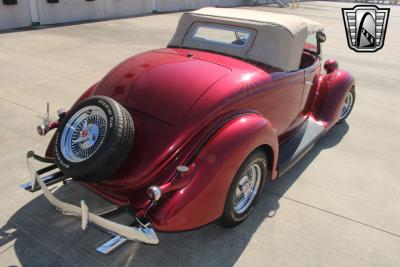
[54,97,119,176]
[338,87,356,123]
[222,150,267,226]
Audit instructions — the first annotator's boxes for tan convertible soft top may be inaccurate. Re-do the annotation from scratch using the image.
[168,8,324,71]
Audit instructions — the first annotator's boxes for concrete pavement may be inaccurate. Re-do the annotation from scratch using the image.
[0,2,399,266]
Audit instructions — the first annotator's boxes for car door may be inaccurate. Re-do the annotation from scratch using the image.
[280,34,322,138]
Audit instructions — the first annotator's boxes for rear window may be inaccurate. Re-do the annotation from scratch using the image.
[193,25,251,47]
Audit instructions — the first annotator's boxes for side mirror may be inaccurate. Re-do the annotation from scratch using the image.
[324,59,339,74]
[317,32,326,43]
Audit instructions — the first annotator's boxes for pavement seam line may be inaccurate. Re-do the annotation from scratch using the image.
[0,239,15,255]
[0,244,15,256]
[265,190,400,239]
[0,96,45,116]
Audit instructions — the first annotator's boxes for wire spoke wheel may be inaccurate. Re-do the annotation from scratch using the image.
[61,106,108,163]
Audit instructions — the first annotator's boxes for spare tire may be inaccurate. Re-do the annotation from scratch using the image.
[54,96,134,183]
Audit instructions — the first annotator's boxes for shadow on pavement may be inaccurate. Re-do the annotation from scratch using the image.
[1,122,348,267]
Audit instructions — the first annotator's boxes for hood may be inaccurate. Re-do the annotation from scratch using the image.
[94,50,231,125]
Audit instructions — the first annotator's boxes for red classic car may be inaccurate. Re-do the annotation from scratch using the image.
[22,8,355,253]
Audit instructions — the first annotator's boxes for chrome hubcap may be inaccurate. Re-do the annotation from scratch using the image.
[340,91,354,120]
[60,106,108,162]
[233,163,262,214]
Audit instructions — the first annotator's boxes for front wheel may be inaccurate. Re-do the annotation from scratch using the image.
[337,87,356,123]
[221,149,267,227]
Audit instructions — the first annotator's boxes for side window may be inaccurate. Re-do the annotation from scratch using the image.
[304,33,317,54]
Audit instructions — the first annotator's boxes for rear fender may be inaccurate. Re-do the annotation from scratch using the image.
[312,69,354,127]
[148,113,278,231]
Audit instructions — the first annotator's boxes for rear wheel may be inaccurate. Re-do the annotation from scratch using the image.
[221,149,267,227]
[338,87,355,123]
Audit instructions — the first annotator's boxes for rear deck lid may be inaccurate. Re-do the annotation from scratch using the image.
[94,50,231,125]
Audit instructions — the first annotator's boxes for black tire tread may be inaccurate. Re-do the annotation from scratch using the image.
[337,86,356,124]
[220,149,267,228]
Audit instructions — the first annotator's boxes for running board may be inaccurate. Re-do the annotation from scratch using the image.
[277,119,326,176]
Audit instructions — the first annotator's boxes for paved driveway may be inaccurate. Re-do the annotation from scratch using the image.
[0,2,399,266]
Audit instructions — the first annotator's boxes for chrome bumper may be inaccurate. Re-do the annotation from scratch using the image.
[23,151,159,253]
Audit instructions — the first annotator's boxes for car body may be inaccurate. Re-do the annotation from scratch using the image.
[23,7,355,252]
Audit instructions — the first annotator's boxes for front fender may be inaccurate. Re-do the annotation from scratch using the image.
[312,69,355,128]
[149,113,278,231]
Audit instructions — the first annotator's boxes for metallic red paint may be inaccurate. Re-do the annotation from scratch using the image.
[94,50,231,126]
[312,68,354,127]
[323,59,339,74]
[149,113,278,231]
[45,48,353,232]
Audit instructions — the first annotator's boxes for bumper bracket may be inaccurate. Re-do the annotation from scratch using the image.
[22,151,159,254]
